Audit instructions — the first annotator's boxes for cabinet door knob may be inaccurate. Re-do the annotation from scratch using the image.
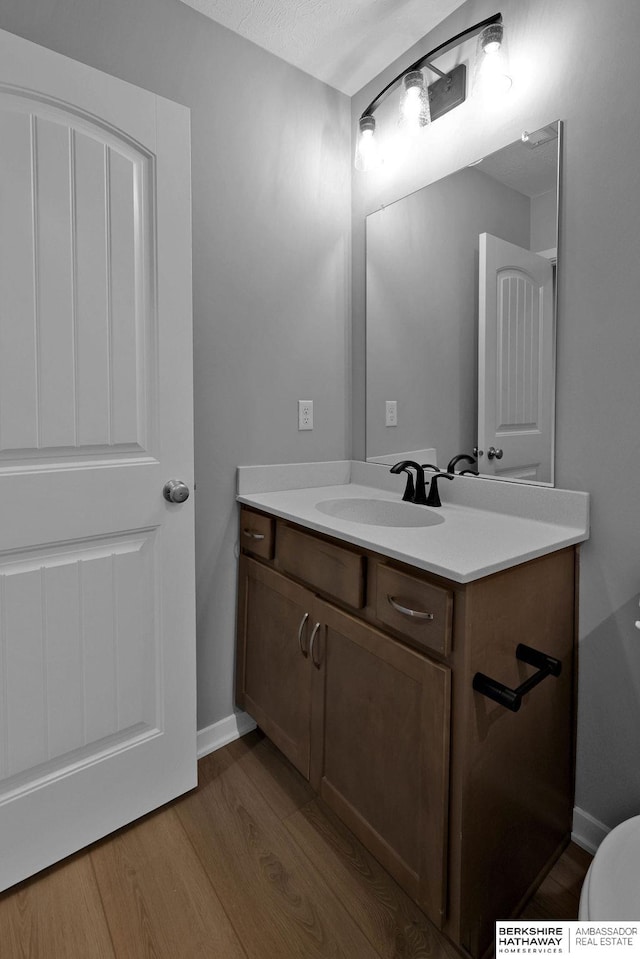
[309,622,322,668]
[487,446,503,461]
[297,612,310,657]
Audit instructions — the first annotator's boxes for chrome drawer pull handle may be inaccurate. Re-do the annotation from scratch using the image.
[309,622,322,668]
[242,529,265,541]
[297,612,310,657]
[387,595,434,621]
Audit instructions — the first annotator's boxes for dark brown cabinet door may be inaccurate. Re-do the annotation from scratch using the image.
[310,599,451,928]
[237,558,314,778]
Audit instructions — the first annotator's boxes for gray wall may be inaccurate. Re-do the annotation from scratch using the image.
[353,0,640,832]
[0,0,351,731]
[531,190,557,252]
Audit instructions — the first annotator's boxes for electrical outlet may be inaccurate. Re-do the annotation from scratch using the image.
[385,400,398,427]
[298,400,313,430]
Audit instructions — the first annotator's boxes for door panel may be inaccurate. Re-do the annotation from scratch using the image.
[313,600,450,927]
[0,99,155,460]
[1,532,156,782]
[239,558,313,778]
[478,233,554,483]
[0,27,195,891]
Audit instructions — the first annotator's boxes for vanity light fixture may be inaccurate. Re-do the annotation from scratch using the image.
[354,12,510,171]
[398,70,431,131]
[473,20,512,99]
[354,115,380,172]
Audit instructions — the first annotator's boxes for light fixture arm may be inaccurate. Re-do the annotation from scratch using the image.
[423,62,448,80]
[359,12,503,121]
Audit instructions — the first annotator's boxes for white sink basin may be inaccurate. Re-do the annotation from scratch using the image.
[315,497,445,528]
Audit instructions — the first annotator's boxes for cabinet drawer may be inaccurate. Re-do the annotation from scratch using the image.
[276,523,365,609]
[375,564,452,656]
[239,507,274,559]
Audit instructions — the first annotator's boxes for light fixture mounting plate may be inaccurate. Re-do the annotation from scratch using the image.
[428,63,466,122]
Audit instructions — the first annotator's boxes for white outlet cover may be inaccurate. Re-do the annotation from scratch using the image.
[298,399,313,430]
[385,400,398,427]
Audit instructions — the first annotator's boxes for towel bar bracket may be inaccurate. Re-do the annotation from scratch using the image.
[472,643,561,713]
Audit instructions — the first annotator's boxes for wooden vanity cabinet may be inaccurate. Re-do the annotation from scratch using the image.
[236,506,578,958]
[237,559,315,777]
[450,548,577,958]
[314,599,450,924]
[236,551,451,927]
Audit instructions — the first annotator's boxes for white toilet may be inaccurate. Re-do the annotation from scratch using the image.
[579,814,640,919]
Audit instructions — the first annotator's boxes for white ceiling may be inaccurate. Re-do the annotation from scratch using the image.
[177,0,464,96]
[477,126,559,198]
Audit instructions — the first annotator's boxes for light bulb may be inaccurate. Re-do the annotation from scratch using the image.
[398,70,430,131]
[480,22,504,55]
[474,22,512,100]
[354,115,380,172]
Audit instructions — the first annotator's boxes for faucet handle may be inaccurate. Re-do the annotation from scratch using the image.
[389,461,416,502]
[426,471,454,508]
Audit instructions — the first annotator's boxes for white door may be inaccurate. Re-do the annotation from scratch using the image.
[0,29,196,890]
[478,233,555,483]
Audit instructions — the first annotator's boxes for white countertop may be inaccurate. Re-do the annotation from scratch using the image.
[237,462,590,584]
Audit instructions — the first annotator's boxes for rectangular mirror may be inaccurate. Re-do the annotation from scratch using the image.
[366,120,561,484]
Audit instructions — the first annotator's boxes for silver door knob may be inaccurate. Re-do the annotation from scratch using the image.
[487,446,504,460]
[163,479,190,503]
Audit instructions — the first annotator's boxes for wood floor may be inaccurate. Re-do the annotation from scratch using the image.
[0,730,592,958]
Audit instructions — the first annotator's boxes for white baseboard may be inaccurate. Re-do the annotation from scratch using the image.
[572,806,610,855]
[197,711,257,759]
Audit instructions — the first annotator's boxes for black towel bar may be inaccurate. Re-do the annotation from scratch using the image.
[472,643,562,713]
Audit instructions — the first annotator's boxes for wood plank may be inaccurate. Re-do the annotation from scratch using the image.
[107,148,139,446]
[547,841,592,888]
[0,851,115,958]
[0,109,38,452]
[4,568,47,775]
[74,132,111,447]
[224,730,316,819]
[519,877,578,921]
[35,116,76,449]
[0,738,593,959]
[175,746,381,959]
[90,806,247,959]
[519,843,592,921]
[276,522,365,609]
[285,798,461,959]
[228,734,459,956]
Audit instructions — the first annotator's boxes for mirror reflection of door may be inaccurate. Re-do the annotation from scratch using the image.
[364,121,561,486]
[478,234,555,483]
